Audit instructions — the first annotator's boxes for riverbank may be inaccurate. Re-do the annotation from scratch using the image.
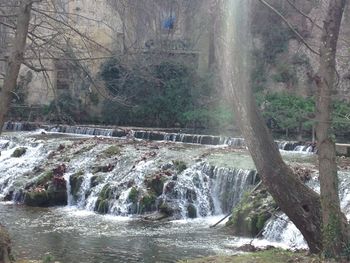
[178,249,333,263]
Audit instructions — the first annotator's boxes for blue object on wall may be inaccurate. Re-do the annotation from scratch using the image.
[163,16,175,30]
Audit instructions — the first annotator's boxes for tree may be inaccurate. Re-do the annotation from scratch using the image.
[217,0,349,258]
[0,0,32,137]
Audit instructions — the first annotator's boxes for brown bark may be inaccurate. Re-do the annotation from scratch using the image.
[314,0,349,257]
[0,0,32,135]
[217,0,322,253]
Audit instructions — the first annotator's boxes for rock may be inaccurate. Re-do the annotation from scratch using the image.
[0,225,12,263]
[159,203,174,216]
[103,145,121,158]
[187,204,197,218]
[128,187,139,204]
[24,180,67,207]
[94,184,114,214]
[226,187,277,237]
[142,212,168,221]
[69,171,84,200]
[11,147,27,158]
[172,160,187,173]
[92,164,114,174]
[144,173,166,196]
[139,193,157,213]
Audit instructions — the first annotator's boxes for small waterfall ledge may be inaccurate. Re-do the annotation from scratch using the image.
[3,121,317,152]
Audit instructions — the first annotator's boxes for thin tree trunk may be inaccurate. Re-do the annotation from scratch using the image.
[217,0,322,253]
[314,0,349,257]
[0,0,32,136]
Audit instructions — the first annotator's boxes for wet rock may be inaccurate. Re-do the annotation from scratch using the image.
[161,162,173,170]
[53,164,66,177]
[92,164,114,174]
[226,187,277,237]
[94,184,114,214]
[186,189,197,202]
[128,187,139,204]
[159,203,174,216]
[187,204,197,218]
[144,173,166,196]
[172,160,187,173]
[70,171,84,200]
[139,193,157,213]
[11,147,27,158]
[24,178,67,207]
[90,175,102,188]
[142,212,168,221]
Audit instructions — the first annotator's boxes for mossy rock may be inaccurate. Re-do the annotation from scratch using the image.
[90,175,102,188]
[95,198,109,214]
[47,186,67,206]
[159,203,174,216]
[11,147,27,158]
[94,184,114,214]
[24,191,49,207]
[99,184,113,200]
[172,160,187,173]
[128,187,139,204]
[226,187,277,237]
[24,184,67,207]
[187,204,197,218]
[103,145,121,158]
[69,171,84,200]
[144,174,166,196]
[139,193,156,213]
[36,171,54,186]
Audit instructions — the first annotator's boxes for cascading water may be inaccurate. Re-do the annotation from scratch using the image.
[0,133,257,220]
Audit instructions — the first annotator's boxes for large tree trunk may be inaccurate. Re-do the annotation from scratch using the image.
[0,1,32,261]
[314,0,349,257]
[0,0,32,135]
[217,0,322,253]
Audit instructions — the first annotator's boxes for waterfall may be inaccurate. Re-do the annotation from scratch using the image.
[0,134,257,219]
[262,171,350,248]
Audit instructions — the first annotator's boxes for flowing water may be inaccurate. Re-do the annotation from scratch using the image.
[0,130,332,262]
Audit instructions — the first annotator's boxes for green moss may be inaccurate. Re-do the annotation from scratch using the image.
[140,193,156,213]
[36,171,54,186]
[95,199,109,214]
[94,184,114,214]
[24,191,49,207]
[227,187,276,237]
[99,184,112,200]
[173,160,187,173]
[69,171,84,199]
[103,145,121,158]
[144,174,166,196]
[11,147,27,158]
[128,187,139,204]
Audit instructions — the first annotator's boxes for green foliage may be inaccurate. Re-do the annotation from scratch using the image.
[258,92,315,132]
[172,160,187,173]
[100,57,227,128]
[42,253,55,263]
[332,101,350,133]
[259,92,350,137]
